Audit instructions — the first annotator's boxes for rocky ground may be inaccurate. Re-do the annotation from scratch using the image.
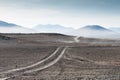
[0,33,120,80]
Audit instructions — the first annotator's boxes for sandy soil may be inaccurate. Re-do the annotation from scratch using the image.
[0,33,120,80]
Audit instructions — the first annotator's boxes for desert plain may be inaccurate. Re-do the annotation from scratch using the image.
[0,33,120,80]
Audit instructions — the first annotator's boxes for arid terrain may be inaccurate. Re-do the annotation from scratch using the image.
[0,33,120,80]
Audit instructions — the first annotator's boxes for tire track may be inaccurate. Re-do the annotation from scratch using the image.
[1,47,60,74]
[0,36,79,80]
[74,36,80,43]
[25,47,67,73]
[0,47,62,79]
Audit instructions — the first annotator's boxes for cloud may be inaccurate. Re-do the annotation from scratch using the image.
[0,0,120,28]
[1,0,120,12]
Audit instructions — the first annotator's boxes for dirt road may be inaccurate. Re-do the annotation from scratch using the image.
[0,36,79,80]
[0,47,67,80]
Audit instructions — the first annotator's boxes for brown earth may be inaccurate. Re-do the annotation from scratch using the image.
[0,33,120,80]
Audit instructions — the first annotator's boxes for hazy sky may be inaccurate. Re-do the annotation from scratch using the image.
[0,0,120,29]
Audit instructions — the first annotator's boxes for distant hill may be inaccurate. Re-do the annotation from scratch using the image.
[0,20,18,27]
[33,24,74,35]
[72,25,117,39]
[0,20,36,33]
[0,21,119,39]
[80,25,110,31]
[4,33,74,43]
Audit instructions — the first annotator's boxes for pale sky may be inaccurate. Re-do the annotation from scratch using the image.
[0,0,120,29]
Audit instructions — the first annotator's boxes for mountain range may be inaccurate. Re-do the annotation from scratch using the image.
[0,21,36,33]
[72,25,116,38]
[34,24,74,34]
[0,20,119,39]
[0,20,18,27]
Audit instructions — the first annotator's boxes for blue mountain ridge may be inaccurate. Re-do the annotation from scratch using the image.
[0,20,18,27]
[80,25,110,31]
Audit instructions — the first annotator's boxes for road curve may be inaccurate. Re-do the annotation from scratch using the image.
[74,36,80,43]
[24,36,79,73]
[0,47,61,79]
[21,36,79,73]
[0,36,79,80]
[25,47,67,73]
[0,47,60,74]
